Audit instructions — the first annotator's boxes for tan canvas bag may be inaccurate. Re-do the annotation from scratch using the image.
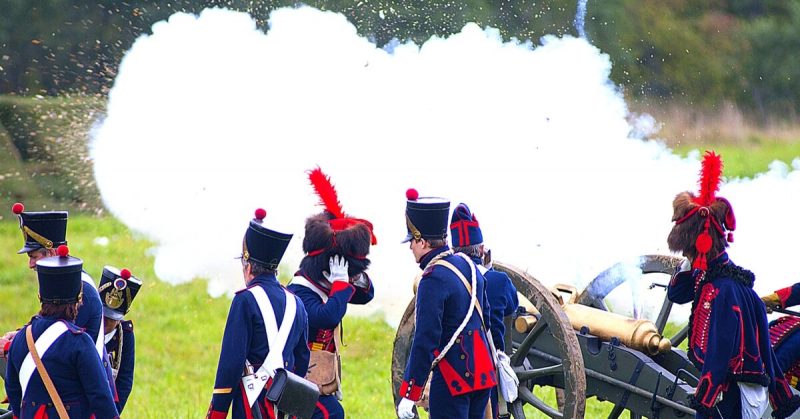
[306,325,342,395]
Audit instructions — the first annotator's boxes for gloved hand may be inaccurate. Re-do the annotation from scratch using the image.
[762,292,782,312]
[397,397,416,419]
[323,255,349,284]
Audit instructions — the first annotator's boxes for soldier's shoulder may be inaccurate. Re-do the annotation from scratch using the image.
[64,321,85,335]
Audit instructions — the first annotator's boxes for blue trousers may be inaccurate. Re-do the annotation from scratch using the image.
[429,371,492,419]
[311,394,344,419]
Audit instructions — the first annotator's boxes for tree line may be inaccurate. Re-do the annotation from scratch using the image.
[1,0,799,119]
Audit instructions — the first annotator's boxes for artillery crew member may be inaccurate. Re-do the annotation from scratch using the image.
[450,203,518,418]
[99,265,143,413]
[4,246,120,418]
[3,203,118,402]
[666,151,800,419]
[397,189,496,419]
[762,284,800,389]
[207,209,310,419]
[287,168,377,419]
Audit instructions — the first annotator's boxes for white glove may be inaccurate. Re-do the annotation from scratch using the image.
[397,397,416,419]
[323,255,349,283]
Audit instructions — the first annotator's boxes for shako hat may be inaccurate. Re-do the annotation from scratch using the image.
[36,245,82,304]
[450,203,483,247]
[403,188,450,243]
[99,266,143,321]
[668,151,736,271]
[12,202,68,254]
[243,208,293,270]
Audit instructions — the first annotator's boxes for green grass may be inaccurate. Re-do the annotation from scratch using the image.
[0,216,397,418]
[672,140,800,179]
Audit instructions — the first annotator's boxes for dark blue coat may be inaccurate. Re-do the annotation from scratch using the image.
[471,258,518,352]
[106,320,135,413]
[4,316,119,419]
[768,283,800,390]
[207,274,310,419]
[77,273,103,347]
[668,253,800,418]
[400,247,497,402]
[287,270,374,352]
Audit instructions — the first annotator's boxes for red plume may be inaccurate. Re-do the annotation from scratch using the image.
[695,151,723,207]
[308,167,345,219]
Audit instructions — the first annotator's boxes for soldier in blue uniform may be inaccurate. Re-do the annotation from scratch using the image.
[397,189,497,419]
[4,245,119,419]
[450,203,518,418]
[762,284,800,389]
[99,266,143,413]
[287,168,377,419]
[2,203,116,403]
[666,151,800,419]
[207,209,310,419]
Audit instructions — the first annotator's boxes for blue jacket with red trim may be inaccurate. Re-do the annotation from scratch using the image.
[667,253,800,418]
[400,247,497,401]
[286,270,373,353]
[775,283,800,309]
[471,258,518,352]
[4,316,120,419]
[207,274,310,419]
[106,320,135,413]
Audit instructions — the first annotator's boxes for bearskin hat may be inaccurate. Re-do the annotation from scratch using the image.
[667,151,736,270]
[300,168,376,283]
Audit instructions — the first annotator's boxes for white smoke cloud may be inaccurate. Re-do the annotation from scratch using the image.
[90,6,800,327]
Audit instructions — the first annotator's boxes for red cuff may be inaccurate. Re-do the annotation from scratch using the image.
[777,287,793,308]
[399,380,424,401]
[330,281,355,295]
[3,340,10,353]
[206,408,227,419]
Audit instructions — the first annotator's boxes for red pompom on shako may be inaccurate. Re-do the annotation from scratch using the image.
[120,268,132,280]
[254,208,267,221]
[56,245,69,257]
[406,188,419,201]
[11,202,24,214]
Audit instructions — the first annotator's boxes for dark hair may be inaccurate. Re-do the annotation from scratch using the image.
[39,302,79,321]
[248,260,277,277]
[453,243,483,258]
[424,238,447,249]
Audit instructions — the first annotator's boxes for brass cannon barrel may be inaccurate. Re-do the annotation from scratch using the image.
[562,302,671,355]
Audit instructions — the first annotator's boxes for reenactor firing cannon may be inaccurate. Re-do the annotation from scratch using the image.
[392,254,707,419]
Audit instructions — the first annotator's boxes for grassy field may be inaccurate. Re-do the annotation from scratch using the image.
[0,217,397,418]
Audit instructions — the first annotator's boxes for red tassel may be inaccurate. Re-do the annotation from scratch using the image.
[727,232,734,243]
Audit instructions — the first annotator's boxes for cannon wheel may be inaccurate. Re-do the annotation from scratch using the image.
[391,260,587,419]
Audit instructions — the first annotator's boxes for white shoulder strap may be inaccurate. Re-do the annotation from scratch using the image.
[290,275,329,303]
[81,271,105,359]
[429,253,477,369]
[248,286,297,374]
[19,321,69,399]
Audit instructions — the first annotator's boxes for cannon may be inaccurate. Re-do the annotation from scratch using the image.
[391,255,704,418]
